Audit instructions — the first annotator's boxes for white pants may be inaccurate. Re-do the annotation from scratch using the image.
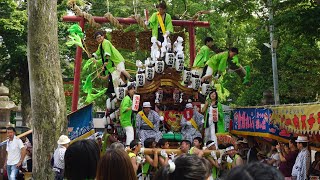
[124,126,134,146]
[111,61,126,87]
[205,123,218,149]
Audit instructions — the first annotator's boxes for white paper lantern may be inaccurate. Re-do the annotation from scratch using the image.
[191,76,201,90]
[115,86,126,100]
[136,73,145,87]
[201,83,211,96]
[155,60,165,73]
[165,53,175,67]
[183,69,192,83]
[146,66,155,80]
[175,54,184,72]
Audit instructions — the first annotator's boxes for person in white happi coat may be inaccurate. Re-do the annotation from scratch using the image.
[136,102,163,145]
[292,136,311,180]
[180,103,204,142]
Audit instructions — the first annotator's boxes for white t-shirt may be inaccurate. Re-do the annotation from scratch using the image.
[6,136,24,165]
[270,152,280,167]
[53,145,67,169]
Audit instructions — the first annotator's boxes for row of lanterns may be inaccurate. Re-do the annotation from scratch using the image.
[113,36,212,101]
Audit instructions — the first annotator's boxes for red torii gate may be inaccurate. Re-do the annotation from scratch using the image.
[62,16,210,112]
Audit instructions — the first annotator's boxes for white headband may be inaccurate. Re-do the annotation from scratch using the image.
[226,146,235,151]
[206,142,215,148]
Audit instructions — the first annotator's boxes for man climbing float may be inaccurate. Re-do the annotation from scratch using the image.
[91,31,131,93]
[201,47,250,85]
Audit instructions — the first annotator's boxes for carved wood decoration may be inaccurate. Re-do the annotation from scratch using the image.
[136,64,196,111]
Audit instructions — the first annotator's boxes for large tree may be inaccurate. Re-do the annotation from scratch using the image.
[0,0,31,125]
[28,0,67,178]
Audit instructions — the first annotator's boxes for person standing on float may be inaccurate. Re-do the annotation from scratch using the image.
[146,1,173,43]
[202,90,224,149]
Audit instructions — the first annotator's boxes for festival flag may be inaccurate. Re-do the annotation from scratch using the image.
[68,104,95,143]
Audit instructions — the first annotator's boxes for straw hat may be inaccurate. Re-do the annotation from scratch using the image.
[295,136,309,143]
[143,102,152,108]
[57,135,71,145]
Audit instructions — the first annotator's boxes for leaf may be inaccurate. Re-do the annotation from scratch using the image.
[85,88,108,104]
[83,58,94,70]
[66,34,83,49]
[67,24,84,39]
[82,72,94,94]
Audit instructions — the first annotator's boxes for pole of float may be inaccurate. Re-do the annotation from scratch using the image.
[0,130,33,146]
[71,17,85,112]
[188,25,196,68]
[128,148,224,157]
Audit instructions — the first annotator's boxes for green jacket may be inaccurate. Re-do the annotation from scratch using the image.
[193,45,215,68]
[94,39,124,70]
[120,95,133,127]
[204,101,225,133]
[206,51,240,74]
[148,12,173,38]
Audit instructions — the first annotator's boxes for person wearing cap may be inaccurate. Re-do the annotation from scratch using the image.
[136,102,163,145]
[53,135,70,180]
[91,31,131,88]
[225,144,243,169]
[180,103,204,143]
[146,1,173,43]
[292,136,311,180]
[204,140,220,180]
[101,124,118,154]
[128,140,143,173]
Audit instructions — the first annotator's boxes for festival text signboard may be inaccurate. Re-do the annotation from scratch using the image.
[271,104,320,134]
[232,108,293,141]
[67,104,95,142]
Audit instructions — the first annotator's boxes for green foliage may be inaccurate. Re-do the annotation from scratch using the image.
[1,0,319,111]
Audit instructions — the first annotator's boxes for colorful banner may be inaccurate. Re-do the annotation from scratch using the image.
[67,104,95,142]
[271,104,320,134]
[232,108,293,141]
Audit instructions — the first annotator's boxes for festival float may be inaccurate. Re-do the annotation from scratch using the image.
[62,0,247,146]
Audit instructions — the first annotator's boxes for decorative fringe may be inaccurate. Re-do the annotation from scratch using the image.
[67,0,101,28]
[129,14,148,30]
[104,12,123,30]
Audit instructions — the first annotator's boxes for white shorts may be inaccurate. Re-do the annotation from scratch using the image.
[124,126,134,146]
[111,61,126,87]
[116,61,126,72]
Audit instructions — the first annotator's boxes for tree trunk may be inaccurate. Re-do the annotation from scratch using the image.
[27,0,67,179]
[19,58,32,127]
